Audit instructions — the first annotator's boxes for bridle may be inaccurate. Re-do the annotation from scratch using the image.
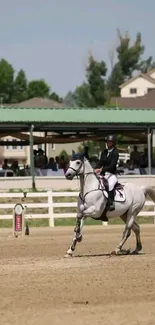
[67,158,105,201]
[68,158,97,178]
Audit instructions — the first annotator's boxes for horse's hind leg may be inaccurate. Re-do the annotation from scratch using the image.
[113,210,135,255]
[119,214,142,254]
[131,221,142,254]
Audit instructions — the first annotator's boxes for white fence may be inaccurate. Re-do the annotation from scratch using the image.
[0,191,155,227]
[118,152,130,163]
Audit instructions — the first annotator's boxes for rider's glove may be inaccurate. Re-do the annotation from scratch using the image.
[95,168,102,174]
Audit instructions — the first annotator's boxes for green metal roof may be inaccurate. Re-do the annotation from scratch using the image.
[0,107,155,124]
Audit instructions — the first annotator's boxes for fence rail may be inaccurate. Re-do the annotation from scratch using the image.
[0,191,155,226]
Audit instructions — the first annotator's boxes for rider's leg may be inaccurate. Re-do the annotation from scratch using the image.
[107,174,117,211]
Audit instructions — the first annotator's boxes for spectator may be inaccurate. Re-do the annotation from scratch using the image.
[36,149,46,169]
[83,146,89,160]
[140,148,148,168]
[130,145,141,168]
[59,155,68,173]
[11,160,20,176]
[140,148,148,174]
[2,159,10,170]
[55,156,59,169]
[46,157,58,171]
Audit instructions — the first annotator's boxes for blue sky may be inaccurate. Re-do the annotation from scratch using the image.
[0,0,155,96]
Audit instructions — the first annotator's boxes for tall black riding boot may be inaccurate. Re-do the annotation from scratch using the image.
[108,190,115,211]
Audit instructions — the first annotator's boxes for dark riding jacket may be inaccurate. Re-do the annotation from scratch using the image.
[98,148,119,175]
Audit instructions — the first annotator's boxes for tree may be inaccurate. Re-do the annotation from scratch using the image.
[78,140,105,157]
[70,56,107,107]
[73,82,95,107]
[137,56,155,73]
[0,59,14,103]
[108,62,124,97]
[86,55,107,106]
[106,30,145,97]
[12,69,28,103]
[49,92,63,103]
[116,30,144,78]
[27,79,50,98]
[59,150,69,161]
[63,91,77,107]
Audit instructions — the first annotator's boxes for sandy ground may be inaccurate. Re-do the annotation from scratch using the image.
[0,225,155,325]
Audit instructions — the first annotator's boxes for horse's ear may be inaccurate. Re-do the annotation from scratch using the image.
[72,150,75,157]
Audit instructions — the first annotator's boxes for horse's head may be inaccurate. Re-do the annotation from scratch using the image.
[65,150,85,180]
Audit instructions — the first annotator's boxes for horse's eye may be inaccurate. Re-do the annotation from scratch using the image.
[77,161,80,165]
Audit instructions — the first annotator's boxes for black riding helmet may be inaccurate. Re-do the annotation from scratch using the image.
[106,134,117,145]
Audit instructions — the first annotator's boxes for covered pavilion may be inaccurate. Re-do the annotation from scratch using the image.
[0,106,154,188]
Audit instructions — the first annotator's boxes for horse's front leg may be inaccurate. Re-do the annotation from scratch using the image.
[64,212,85,258]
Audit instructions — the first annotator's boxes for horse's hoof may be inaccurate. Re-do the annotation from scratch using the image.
[130,250,139,255]
[111,249,130,256]
[64,253,73,258]
[120,249,130,255]
[110,250,117,256]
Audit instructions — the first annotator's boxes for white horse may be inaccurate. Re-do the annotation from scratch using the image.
[64,151,155,257]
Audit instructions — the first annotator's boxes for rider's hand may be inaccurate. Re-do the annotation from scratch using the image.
[95,168,102,174]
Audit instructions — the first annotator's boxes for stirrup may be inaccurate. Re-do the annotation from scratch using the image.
[108,204,115,211]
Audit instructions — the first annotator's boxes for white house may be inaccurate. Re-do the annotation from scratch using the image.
[119,69,155,98]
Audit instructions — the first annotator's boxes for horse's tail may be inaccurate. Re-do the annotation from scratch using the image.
[141,186,155,202]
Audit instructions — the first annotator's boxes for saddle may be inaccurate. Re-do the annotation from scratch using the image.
[94,175,125,222]
[99,175,124,197]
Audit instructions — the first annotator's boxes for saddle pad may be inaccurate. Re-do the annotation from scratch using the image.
[103,188,126,202]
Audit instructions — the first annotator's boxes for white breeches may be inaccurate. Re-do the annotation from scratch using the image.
[104,172,117,191]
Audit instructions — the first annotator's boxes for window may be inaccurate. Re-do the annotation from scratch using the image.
[147,88,154,92]
[37,144,43,150]
[12,139,17,150]
[130,88,137,94]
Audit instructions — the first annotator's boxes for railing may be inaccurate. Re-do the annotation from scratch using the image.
[0,191,154,226]
[118,152,130,163]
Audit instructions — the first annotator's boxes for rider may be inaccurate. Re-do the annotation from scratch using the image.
[96,134,119,211]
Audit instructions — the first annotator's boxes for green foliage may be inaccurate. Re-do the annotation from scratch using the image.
[59,150,69,160]
[0,59,14,102]
[86,55,107,106]
[28,79,50,98]
[12,69,28,103]
[63,91,77,106]
[107,62,124,97]
[71,30,154,105]
[78,140,105,157]
[0,59,61,104]
[73,82,95,107]
[106,30,155,98]
[49,92,63,103]
[137,56,155,73]
[116,30,144,78]
[0,29,155,107]
[72,55,107,107]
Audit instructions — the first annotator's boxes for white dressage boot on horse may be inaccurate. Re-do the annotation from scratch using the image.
[64,151,155,258]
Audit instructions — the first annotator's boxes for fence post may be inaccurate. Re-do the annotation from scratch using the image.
[48,190,54,227]
[154,205,155,225]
